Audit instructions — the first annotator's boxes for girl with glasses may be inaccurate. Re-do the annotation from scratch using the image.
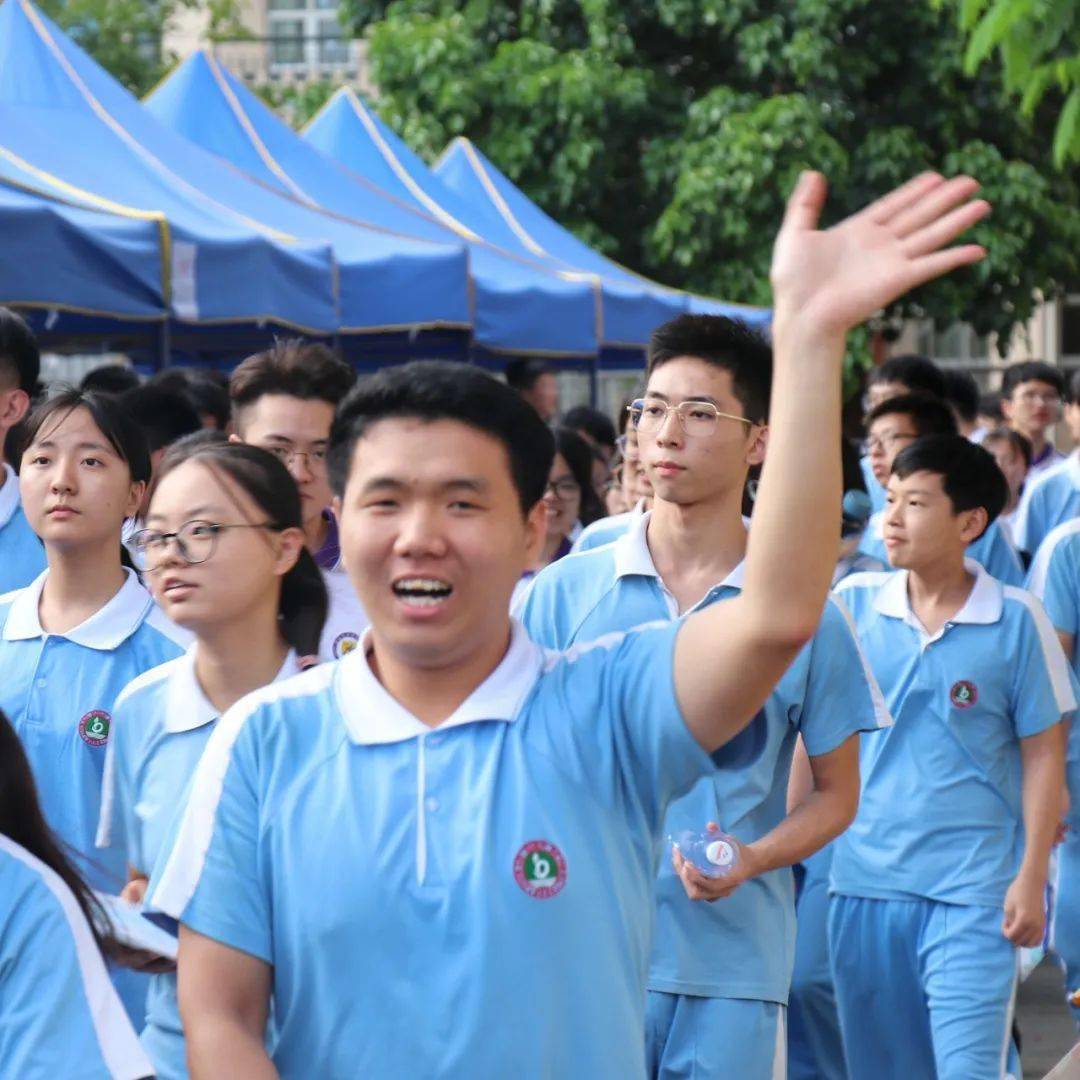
[0,390,189,1025]
[537,429,604,571]
[99,436,327,1079]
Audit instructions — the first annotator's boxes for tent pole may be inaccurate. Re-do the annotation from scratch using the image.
[158,319,171,371]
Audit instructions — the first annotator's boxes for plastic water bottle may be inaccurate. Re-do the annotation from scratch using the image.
[669,827,740,879]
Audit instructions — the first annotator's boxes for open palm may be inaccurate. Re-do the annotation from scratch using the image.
[770,172,990,337]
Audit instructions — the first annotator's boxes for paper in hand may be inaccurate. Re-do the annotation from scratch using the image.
[93,892,179,961]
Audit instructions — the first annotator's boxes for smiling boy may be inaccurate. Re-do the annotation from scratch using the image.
[147,172,990,1077]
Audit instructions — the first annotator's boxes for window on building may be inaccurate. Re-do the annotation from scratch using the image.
[268,0,306,10]
[270,19,305,63]
[916,321,989,365]
[1062,294,1080,363]
[317,18,349,64]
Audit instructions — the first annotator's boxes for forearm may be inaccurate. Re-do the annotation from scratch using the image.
[751,781,856,874]
[1018,735,1065,882]
[187,1017,278,1080]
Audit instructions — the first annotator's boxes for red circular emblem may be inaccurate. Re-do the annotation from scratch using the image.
[513,840,567,899]
[950,680,978,709]
[78,709,111,747]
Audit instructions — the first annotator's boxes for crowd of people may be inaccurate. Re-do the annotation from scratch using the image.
[0,170,1074,1080]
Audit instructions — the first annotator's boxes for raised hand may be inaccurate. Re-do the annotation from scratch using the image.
[770,171,990,338]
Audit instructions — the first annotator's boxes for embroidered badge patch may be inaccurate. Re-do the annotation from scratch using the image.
[333,632,360,659]
[949,680,978,709]
[513,840,567,899]
[78,710,111,746]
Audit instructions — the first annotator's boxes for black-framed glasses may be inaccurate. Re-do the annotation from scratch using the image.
[628,398,753,436]
[544,477,580,499]
[131,520,278,572]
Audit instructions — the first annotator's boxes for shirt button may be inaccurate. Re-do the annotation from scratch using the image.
[427,734,442,748]
[35,678,46,688]
[425,797,440,813]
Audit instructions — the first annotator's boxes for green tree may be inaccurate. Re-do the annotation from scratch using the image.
[343,0,1080,357]
[950,0,1080,168]
[254,80,340,129]
[39,0,241,98]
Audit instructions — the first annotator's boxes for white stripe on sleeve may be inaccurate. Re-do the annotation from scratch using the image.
[1003,586,1078,713]
[0,836,152,1080]
[826,593,892,730]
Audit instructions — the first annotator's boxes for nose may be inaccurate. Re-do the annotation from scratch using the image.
[656,408,683,446]
[391,504,448,560]
[288,455,314,483]
[50,457,77,494]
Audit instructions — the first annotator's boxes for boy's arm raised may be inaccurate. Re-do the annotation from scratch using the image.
[676,172,989,752]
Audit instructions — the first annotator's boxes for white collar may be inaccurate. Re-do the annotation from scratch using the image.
[2,568,153,650]
[164,644,304,733]
[873,558,1002,629]
[335,620,544,745]
[0,463,20,530]
[611,509,747,590]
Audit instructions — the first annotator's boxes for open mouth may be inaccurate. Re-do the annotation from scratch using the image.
[392,577,453,608]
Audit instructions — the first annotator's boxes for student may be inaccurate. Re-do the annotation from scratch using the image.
[562,404,619,464]
[942,368,986,442]
[81,364,142,397]
[0,709,152,1079]
[0,308,46,591]
[573,420,654,552]
[832,435,1074,1080]
[978,390,1005,434]
[505,357,560,421]
[97,437,326,1078]
[1001,360,1066,479]
[1013,370,1080,556]
[228,340,365,659]
[860,355,947,511]
[518,313,888,1079]
[982,427,1032,535]
[0,389,189,1020]
[858,394,1025,585]
[119,384,202,475]
[536,428,604,570]
[150,369,231,433]
[145,170,989,1076]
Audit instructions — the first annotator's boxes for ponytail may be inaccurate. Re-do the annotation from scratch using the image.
[278,547,328,658]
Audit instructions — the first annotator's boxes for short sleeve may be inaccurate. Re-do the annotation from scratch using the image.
[976,523,1024,586]
[530,621,714,834]
[799,597,890,757]
[1009,595,1079,739]
[1031,539,1080,641]
[94,700,139,869]
[517,566,572,649]
[147,706,272,965]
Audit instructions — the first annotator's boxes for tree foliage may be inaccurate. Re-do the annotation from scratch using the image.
[343,0,1080,351]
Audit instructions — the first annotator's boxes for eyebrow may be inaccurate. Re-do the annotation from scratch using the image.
[31,439,114,453]
[358,476,490,495]
[144,505,225,524]
[645,391,721,406]
[261,435,328,445]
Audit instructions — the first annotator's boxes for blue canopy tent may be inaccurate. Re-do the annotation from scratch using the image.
[0,0,474,363]
[303,89,688,356]
[145,52,600,361]
[434,136,772,358]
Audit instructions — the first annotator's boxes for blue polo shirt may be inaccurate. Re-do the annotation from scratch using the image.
[1026,518,1080,825]
[518,511,889,1003]
[0,569,189,893]
[860,455,886,514]
[149,618,713,1078]
[832,563,1077,906]
[1014,453,1080,556]
[570,501,646,553]
[0,464,45,593]
[859,510,1024,586]
[97,646,302,1080]
[0,834,152,1079]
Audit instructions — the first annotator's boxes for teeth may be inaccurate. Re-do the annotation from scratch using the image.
[393,578,452,604]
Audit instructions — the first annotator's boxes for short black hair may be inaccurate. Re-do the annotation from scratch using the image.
[230,339,356,417]
[0,308,40,395]
[868,355,946,400]
[941,369,979,423]
[80,364,141,397]
[552,427,604,527]
[647,314,772,425]
[1001,361,1065,399]
[118,384,202,455]
[981,426,1033,470]
[978,391,1004,422]
[560,405,617,451]
[329,361,555,515]
[865,393,958,438]
[504,358,555,393]
[892,435,1008,535]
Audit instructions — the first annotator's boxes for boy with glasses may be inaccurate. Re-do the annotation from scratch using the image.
[858,395,1026,585]
[1001,360,1066,480]
[519,314,889,1078]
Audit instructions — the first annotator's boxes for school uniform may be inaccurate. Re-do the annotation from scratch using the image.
[0,833,152,1079]
[859,510,1025,586]
[318,567,370,661]
[859,456,886,514]
[0,463,45,592]
[830,563,1077,1079]
[1014,452,1080,557]
[519,512,889,1079]
[97,646,303,1079]
[570,499,646,553]
[0,568,189,1023]
[1026,517,1080,1028]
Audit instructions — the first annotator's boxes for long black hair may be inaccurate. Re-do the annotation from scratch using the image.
[149,435,328,657]
[552,427,604,528]
[0,710,112,954]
